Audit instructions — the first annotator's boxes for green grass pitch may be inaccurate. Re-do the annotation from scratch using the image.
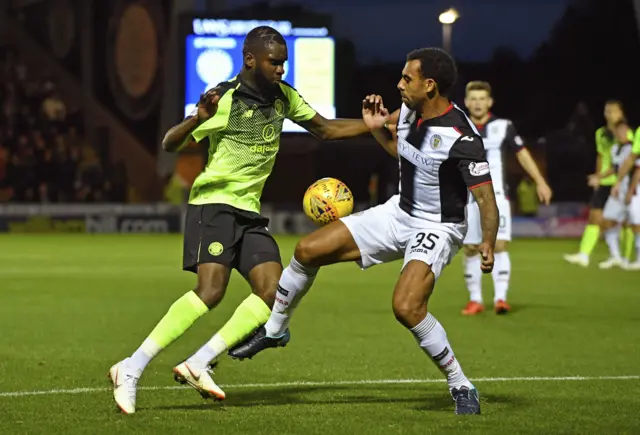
[1,234,639,434]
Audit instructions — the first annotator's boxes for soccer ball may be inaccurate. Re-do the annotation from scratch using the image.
[302,177,354,225]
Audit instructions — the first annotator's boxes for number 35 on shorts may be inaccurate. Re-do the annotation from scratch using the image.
[404,229,455,279]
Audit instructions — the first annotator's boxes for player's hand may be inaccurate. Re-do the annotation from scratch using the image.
[362,94,389,130]
[587,173,600,188]
[536,182,553,205]
[478,242,495,274]
[611,182,621,199]
[197,87,221,121]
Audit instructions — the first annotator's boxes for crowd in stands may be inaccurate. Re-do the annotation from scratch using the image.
[0,47,127,203]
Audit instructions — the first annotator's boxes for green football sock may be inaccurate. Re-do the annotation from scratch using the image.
[218,293,271,347]
[147,291,209,349]
[128,291,209,372]
[186,293,271,367]
[579,224,600,256]
[622,227,635,261]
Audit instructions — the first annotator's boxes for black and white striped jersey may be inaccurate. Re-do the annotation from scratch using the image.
[473,115,525,196]
[396,102,492,224]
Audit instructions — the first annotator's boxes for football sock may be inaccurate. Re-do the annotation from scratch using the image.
[264,256,318,338]
[128,291,208,372]
[636,233,640,261]
[463,254,483,303]
[604,226,622,260]
[187,294,271,368]
[578,224,600,257]
[622,227,634,261]
[411,313,472,391]
[492,252,511,303]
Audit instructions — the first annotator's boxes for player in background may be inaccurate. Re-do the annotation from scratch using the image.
[229,48,499,415]
[460,81,552,315]
[596,120,635,268]
[108,26,373,414]
[623,145,640,270]
[565,100,634,267]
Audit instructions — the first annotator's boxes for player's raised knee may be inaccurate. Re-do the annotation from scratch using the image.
[294,236,322,266]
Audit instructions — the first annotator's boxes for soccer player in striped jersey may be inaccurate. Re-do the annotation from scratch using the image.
[461,81,552,315]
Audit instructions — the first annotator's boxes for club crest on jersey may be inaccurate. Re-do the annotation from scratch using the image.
[469,161,490,176]
[274,99,284,116]
[430,134,442,149]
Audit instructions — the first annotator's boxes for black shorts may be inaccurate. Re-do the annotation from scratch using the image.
[589,185,612,209]
[182,204,281,277]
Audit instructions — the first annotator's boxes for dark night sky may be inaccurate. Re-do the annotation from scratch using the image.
[229,0,574,62]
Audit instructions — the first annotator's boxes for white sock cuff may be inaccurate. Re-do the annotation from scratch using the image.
[290,256,319,277]
[410,312,438,338]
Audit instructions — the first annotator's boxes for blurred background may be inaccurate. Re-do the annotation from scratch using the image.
[0,0,638,236]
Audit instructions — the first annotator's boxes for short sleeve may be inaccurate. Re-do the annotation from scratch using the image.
[449,135,492,189]
[191,91,233,143]
[505,121,525,152]
[633,127,640,155]
[280,82,317,123]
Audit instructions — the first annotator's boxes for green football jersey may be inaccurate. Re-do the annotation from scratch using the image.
[634,126,640,155]
[595,126,634,186]
[189,77,316,213]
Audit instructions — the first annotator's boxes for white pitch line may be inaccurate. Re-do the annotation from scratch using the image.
[1,375,638,398]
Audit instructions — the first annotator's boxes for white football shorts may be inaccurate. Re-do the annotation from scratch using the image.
[339,195,464,281]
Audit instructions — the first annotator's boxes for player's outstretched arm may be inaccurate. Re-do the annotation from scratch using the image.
[162,87,221,153]
[515,148,552,204]
[298,114,370,141]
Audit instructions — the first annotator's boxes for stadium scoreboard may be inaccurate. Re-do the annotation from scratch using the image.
[184,18,335,133]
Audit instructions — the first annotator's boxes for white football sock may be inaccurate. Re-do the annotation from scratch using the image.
[129,338,161,372]
[463,254,483,303]
[186,334,227,370]
[492,251,511,303]
[411,313,472,391]
[605,226,622,260]
[264,256,318,338]
[635,233,640,261]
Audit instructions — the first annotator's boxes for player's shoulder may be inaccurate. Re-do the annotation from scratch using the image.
[487,117,514,129]
[429,104,480,142]
[215,77,241,96]
[277,80,300,96]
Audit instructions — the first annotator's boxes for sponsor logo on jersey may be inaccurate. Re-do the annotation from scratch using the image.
[469,161,490,176]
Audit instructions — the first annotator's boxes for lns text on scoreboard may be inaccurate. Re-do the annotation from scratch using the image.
[191,18,329,37]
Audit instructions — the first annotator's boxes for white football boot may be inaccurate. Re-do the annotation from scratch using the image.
[108,358,141,414]
[172,361,226,401]
[598,257,622,269]
[563,253,589,267]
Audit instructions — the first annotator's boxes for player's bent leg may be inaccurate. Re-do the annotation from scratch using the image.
[110,264,227,413]
[492,240,511,314]
[294,219,362,267]
[229,221,362,360]
[600,219,623,269]
[566,208,603,267]
[393,260,480,415]
[462,244,484,315]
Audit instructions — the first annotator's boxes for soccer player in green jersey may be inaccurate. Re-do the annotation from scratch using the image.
[108,26,372,414]
[564,100,634,266]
